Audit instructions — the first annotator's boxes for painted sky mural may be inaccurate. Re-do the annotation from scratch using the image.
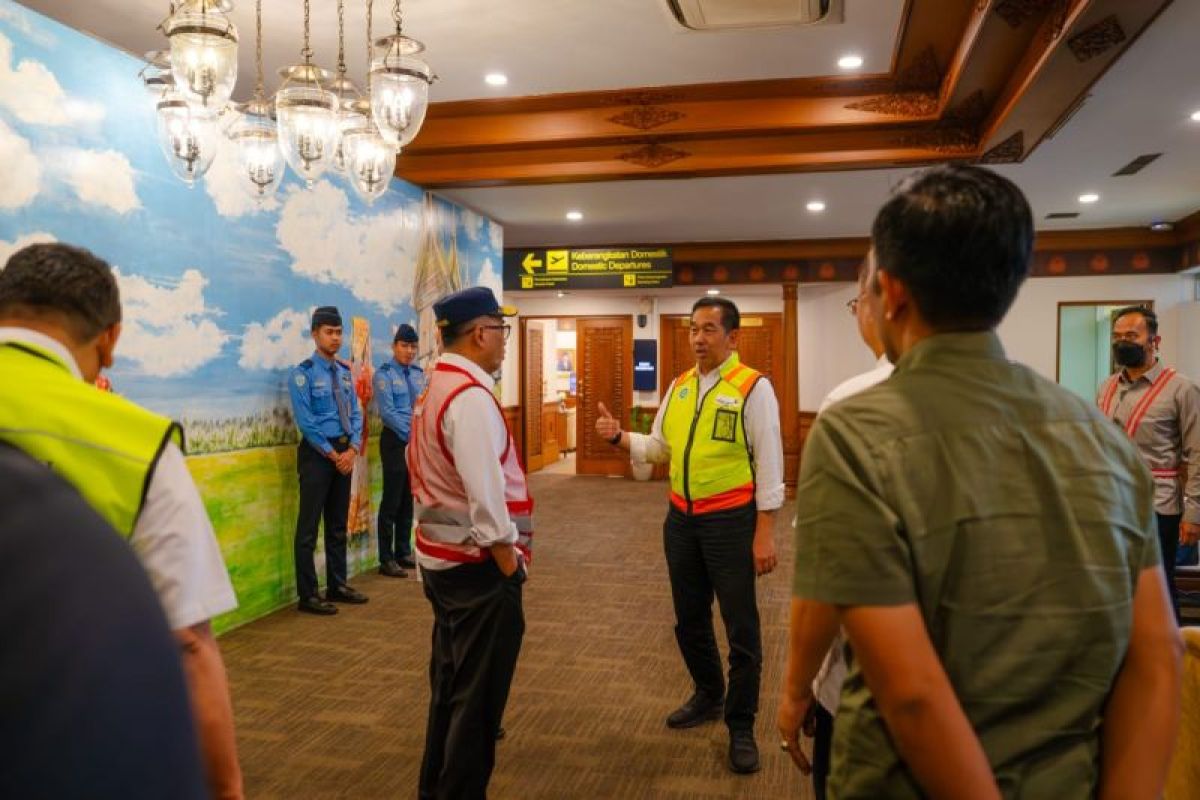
[0,0,504,628]
[0,0,503,426]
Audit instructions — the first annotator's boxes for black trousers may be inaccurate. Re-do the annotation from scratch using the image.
[294,441,350,600]
[1158,513,1181,623]
[377,427,413,563]
[811,701,834,800]
[663,502,761,731]
[419,561,525,800]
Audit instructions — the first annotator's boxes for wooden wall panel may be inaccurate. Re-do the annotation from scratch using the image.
[577,316,633,476]
[523,325,544,472]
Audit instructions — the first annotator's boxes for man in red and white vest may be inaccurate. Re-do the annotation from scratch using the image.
[407,286,531,800]
[1098,305,1200,620]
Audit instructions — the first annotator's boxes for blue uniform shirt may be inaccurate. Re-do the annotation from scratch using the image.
[375,359,424,442]
[288,351,364,455]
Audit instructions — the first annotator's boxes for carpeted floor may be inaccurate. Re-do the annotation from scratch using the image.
[220,472,812,799]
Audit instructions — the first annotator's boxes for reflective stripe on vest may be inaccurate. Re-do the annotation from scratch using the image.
[407,361,533,564]
[661,353,760,516]
[0,342,181,536]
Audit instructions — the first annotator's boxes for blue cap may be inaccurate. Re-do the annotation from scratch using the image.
[311,305,342,328]
[394,323,419,343]
[433,286,517,329]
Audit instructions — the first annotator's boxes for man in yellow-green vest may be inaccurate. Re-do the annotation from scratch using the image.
[0,243,244,799]
[595,296,784,775]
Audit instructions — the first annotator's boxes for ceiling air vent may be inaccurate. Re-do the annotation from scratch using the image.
[1045,212,1080,219]
[666,0,840,30]
[1112,153,1162,176]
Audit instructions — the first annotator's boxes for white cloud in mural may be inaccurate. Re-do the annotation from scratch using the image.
[0,230,55,265]
[487,219,503,252]
[0,6,55,47]
[459,207,484,242]
[0,33,104,127]
[238,308,313,371]
[275,180,421,312]
[477,257,502,296]
[204,137,278,217]
[59,148,139,214]
[114,268,228,377]
[0,118,40,208]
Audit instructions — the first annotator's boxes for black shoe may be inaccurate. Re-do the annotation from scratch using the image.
[666,692,723,729]
[397,556,416,569]
[326,585,369,604]
[729,729,760,774]
[379,560,408,578]
[298,596,338,615]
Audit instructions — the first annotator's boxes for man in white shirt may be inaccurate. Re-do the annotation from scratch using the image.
[596,296,784,774]
[0,243,242,799]
[407,286,530,800]
[777,263,892,800]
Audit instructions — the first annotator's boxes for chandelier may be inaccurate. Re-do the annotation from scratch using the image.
[341,0,395,204]
[143,50,219,187]
[274,0,338,187]
[163,0,239,112]
[226,0,284,202]
[369,0,434,150]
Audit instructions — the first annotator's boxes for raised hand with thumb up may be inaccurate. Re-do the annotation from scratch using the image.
[595,402,622,444]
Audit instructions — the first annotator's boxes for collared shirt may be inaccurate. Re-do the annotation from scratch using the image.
[0,327,237,631]
[1098,358,1200,524]
[809,353,894,715]
[288,351,363,454]
[793,331,1157,800]
[375,359,424,442]
[414,352,519,572]
[630,352,785,511]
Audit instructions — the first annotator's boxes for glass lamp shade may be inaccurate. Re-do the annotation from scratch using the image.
[165,4,239,112]
[227,104,285,202]
[155,89,219,186]
[369,51,433,149]
[330,85,367,176]
[344,126,395,204]
[275,66,339,186]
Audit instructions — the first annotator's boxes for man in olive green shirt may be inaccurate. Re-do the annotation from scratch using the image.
[777,165,1182,799]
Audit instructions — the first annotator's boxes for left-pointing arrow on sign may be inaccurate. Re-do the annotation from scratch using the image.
[522,253,543,274]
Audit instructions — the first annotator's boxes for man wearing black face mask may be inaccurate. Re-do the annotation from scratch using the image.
[1098,305,1200,620]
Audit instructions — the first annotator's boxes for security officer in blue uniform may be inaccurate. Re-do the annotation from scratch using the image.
[375,323,424,577]
[288,306,369,615]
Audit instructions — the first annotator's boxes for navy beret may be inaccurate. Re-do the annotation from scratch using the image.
[394,323,419,343]
[311,306,342,328]
[433,286,517,329]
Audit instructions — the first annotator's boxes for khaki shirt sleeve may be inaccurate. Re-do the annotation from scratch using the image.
[792,411,915,606]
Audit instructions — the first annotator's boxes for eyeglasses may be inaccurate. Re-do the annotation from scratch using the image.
[478,323,512,341]
[846,297,860,315]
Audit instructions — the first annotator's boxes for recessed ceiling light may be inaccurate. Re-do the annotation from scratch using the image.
[706,288,720,296]
[1078,193,1100,204]
[1191,110,1200,122]
[837,54,864,70]
[565,210,583,221]
[484,72,508,86]
[806,200,826,212]
[1150,221,1174,232]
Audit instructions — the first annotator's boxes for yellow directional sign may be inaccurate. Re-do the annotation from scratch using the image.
[521,252,543,274]
[546,250,569,273]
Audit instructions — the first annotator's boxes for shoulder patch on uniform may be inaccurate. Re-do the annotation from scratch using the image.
[294,373,307,387]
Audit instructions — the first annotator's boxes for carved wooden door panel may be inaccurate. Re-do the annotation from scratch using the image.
[577,316,633,476]
[522,324,544,472]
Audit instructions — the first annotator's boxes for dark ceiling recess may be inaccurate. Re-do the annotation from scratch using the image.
[1112,153,1163,176]
[1045,212,1081,219]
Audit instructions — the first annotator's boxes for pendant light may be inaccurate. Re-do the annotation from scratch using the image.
[163,0,239,112]
[154,85,220,186]
[330,0,367,177]
[369,0,434,149]
[345,0,395,204]
[274,0,338,186]
[226,0,284,202]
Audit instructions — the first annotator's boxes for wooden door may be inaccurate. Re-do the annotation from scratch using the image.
[660,313,783,400]
[521,322,544,472]
[577,316,633,476]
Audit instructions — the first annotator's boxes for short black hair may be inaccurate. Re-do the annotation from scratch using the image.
[1113,305,1157,337]
[691,297,740,332]
[871,164,1033,331]
[0,243,122,342]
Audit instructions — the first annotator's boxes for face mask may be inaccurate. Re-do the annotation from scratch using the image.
[1113,340,1147,368]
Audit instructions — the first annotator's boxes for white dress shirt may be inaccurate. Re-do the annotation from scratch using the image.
[630,352,785,511]
[0,327,237,631]
[415,353,520,572]
[809,353,893,714]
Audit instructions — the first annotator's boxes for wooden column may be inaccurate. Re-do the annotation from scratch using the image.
[781,283,799,495]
